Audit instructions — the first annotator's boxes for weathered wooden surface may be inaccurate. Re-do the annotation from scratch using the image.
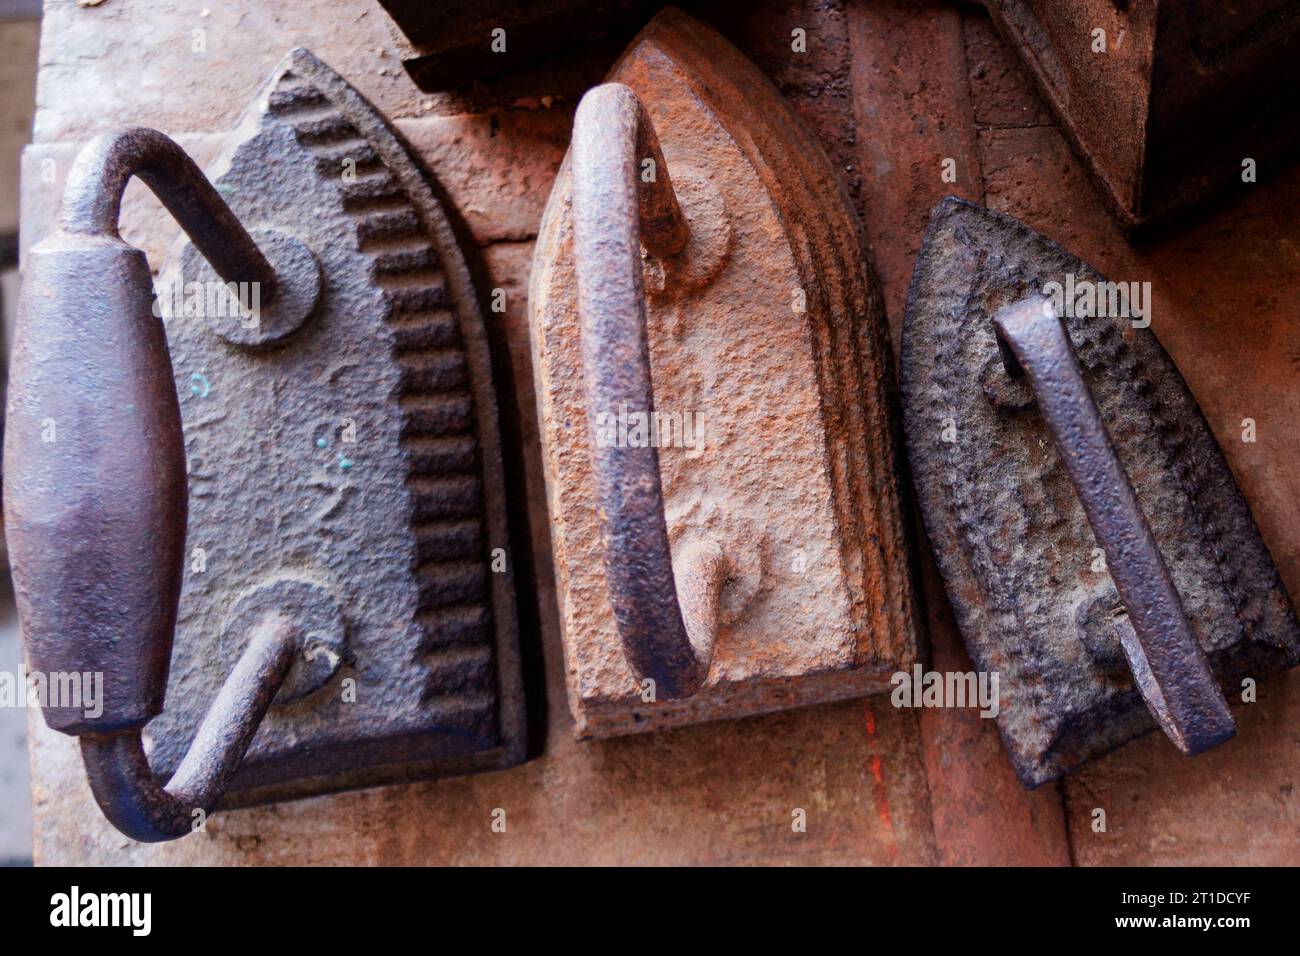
[19,0,1300,864]
[847,0,1071,865]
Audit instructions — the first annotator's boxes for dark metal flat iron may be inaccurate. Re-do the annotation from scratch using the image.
[5,49,526,840]
[902,196,1300,786]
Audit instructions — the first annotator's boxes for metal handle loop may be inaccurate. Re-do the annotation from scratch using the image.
[993,296,1236,755]
[61,126,279,301]
[81,613,298,842]
[571,83,727,699]
[5,128,300,841]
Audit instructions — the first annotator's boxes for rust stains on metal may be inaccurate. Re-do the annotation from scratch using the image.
[4,126,308,840]
[80,612,301,842]
[151,48,529,806]
[5,127,275,739]
[531,8,918,737]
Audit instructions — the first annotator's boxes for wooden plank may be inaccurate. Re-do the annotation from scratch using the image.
[849,0,1071,867]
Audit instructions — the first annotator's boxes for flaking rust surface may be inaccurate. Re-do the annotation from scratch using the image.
[855,0,1300,863]
[531,9,918,737]
[145,49,528,800]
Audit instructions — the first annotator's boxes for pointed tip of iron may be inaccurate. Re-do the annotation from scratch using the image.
[286,47,326,73]
[931,194,981,222]
[265,47,337,89]
[643,4,690,32]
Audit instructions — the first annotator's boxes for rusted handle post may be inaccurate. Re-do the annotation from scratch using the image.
[3,128,300,841]
[993,296,1236,755]
[571,83,726,699]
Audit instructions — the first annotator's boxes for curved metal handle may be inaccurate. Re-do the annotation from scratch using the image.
[3,128,301,841]
[571,83,727,699]
[993,296,1236,755]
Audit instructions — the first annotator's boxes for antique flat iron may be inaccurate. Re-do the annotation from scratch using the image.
[4,49,525,840]
[902,197,1300,786]
[531,8,918,737]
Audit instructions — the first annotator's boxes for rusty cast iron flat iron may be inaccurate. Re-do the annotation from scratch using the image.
[901,197,1300,787]
[531,8,918,738]
[5,49,525,840]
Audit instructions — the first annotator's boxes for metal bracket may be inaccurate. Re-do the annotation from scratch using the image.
[902,197,1300,786]
[4,49,526,840]
[531,9,918,737]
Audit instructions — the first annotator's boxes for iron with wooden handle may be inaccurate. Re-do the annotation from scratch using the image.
[3,127,303,841]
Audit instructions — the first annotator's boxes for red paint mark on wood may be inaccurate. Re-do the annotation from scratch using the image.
[863,704,899,862]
